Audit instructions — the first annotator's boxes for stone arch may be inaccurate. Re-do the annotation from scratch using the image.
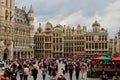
[13,51,16,59]
[21,52,23,59]
[18,51,20,59]
[28,52,30,59]
[25,51,27,58]
[3,48,9,60]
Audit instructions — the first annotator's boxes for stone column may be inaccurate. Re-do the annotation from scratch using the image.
[26,52,28,59]
[28,52,30,59]
[22,52,24,59]
[25,52,26,59]
[30,51,32,59]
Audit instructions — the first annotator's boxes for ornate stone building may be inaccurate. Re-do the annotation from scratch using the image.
[85,21,109,56]
[0,0,34,60]
[109,39,113,56]
[52,24,64,57]
[63,26,74,57]
[34,20,109,58]
[112,31,120,56]
[34,22,52,58]
[73,25,86,56]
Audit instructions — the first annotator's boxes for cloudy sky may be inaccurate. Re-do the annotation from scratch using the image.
[16,0,120,38]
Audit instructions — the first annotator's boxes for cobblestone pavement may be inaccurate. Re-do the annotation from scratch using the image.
[24,63,99,80]
[0,63,109,80]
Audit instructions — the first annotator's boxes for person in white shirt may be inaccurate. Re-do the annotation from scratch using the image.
[23,64,29,80]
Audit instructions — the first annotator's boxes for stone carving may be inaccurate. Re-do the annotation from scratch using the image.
[4,39,11,46]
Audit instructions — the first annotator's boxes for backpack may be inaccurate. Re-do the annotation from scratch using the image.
[69,65,74,70]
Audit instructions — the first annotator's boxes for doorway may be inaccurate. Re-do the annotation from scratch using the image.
[3,53,7,60]
[3,48,9,60]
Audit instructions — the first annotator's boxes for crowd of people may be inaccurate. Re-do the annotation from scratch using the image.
[0,59,38,80]
[0,57,120,80]
[88,60,120,80]
[0,57,88,80]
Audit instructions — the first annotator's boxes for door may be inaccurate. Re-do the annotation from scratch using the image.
[3,48,9,60]
[3,53,7,60]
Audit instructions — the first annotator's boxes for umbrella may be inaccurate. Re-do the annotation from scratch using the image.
[112,56,120,62]
[93,56,111,61]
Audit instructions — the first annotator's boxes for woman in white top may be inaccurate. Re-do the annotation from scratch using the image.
[23,64,29,80]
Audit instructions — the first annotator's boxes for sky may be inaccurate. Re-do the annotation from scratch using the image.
[16,0,120,38]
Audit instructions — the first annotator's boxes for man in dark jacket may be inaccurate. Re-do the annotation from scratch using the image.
[68,62,74,80]
[31,65,38,80]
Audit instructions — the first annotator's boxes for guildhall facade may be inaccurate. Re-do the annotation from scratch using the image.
[0,0,34,60]
[34,21,109,58]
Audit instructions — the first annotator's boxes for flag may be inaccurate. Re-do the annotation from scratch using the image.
[5,14,8,20]
[10,14,14,21]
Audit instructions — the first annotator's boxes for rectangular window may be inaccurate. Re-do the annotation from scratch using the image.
[102,36,104,40]
[92,36,94,41]
[105,43,107,49]
[102,43,104,49]
[99,43,101,49]
[89,36,91,41]
[95,43,98,49]
[86,36,88,41]
[86,43,88,49]
[53,46,55,51]
[56,38,58,43]
[60,38,62,42]
[89,43,91,49]
[60,45,62,51]
[99,36,101,40]
[105,36,107,40]
[92,43,94,49]
[53,38,55,43]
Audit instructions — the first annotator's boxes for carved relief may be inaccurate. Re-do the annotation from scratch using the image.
[4,39,11,46]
